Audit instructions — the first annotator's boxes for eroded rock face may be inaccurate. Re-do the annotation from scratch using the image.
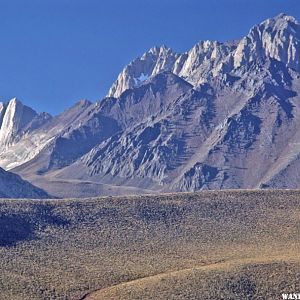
[0,102,6,125]
[107,46,181,98]
[107,41,236,99]
[234,13,300,70]
[0,98,38,148]
[177,40,235,86]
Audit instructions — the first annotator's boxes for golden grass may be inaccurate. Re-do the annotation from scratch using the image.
[0,190,299,299]
[88,258,300,300]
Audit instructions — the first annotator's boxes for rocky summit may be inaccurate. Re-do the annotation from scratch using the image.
[1,13,300,198]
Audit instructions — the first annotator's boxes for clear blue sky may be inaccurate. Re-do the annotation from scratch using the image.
[0,0,299,115]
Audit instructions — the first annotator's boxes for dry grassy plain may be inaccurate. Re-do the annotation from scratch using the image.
[0,190,299,299]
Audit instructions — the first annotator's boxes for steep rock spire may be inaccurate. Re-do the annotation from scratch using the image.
[0,98,38,148]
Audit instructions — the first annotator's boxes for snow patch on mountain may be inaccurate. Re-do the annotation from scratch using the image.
[107,45,180,98]
[133,72,150,85]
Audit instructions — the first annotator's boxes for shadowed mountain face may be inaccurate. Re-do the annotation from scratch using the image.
[1,13,300,197]
[0,167,50,199]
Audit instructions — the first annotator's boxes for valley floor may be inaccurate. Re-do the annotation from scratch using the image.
[0,190,299,299]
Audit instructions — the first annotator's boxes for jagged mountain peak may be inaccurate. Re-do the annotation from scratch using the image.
[146,44,175,56]
[0,102,6,122]
[253,13,300,39]
[146,70,192,84]
[194,40,222,48]
[184,40,229,62]
[0,98,38,148]
[234,13,300,71]
[108,13,300,99]
[74,99,93,109]
[57,98,92,117]
[106,39,233,99]
[4,97,35,109]
[0,98,53,138]
[9,97,19,104]
[270,13,298,24]
[107,45,180,98]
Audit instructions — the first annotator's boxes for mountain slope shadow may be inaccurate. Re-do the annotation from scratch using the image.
[0,214,34,247]
[0,204,70,247]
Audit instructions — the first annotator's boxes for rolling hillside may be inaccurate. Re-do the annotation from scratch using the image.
[0,190,299,299]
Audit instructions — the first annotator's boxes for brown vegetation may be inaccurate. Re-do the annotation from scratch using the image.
[0,190,299,299]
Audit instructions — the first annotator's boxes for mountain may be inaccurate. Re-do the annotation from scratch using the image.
[108,13,300,98]
[0,98,42,149]
[1,13,300,197]
[107,42,235,99]
[0,167,50,198]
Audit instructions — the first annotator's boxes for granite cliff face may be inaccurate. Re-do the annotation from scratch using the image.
[1,14,300,197]
[234,13,300,71]
[107,46,181,98]
[0,98,40,148]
